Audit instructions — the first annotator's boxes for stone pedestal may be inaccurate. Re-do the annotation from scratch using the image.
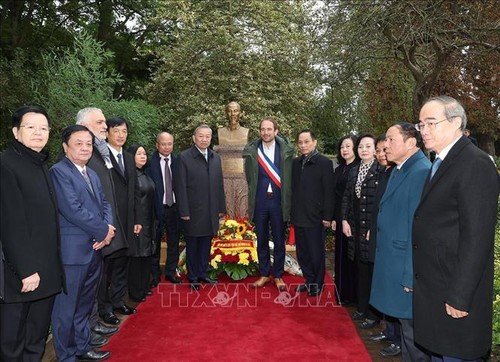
[214,145,248,219]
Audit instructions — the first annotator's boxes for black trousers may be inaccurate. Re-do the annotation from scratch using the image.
[151,204,180,281]
[356,259,378,320]
[295,225,326,288]
[185,235,212,282]
[98,254,129,314]
[400,318,431,361]
[0,295,55,361]
[128,256,152,300]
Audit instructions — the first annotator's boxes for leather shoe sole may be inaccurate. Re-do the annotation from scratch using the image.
[252,276,271,288]
[76,350,111,361]
[100,313,120,326]
[91,323,118,336]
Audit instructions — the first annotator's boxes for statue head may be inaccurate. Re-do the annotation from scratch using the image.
[225,101,241,130]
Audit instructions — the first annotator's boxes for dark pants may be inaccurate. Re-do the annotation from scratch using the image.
[185,235,212,282]
[383,316,402,346]
[151,204,180,282]
[0,295,56,361]
[431,355,481,362]
[334,222,357,304]
[52,252,103,361]
[356,259,378,320]
[295,225,325,288]
[400,318,431,362]
[128,256,152,300]
[254,195,285,278]
[98,254,129,315]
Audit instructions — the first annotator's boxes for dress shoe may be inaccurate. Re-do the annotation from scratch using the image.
[129,296,146,302]
[296,284,309,293]
[307,285,324,297]
[113,304,136,315]
[274,278,286,291]
[146,290,153,296]
[380,343,402,357]
[199,277,218,284]
[100,312,120,326]
[89,334,108,348]
[165,275,181,284]
[150,279,159,288]
[359,318,380,329]
[365,331,388,342]
[351,311,366,320]
[190,283,200,291]
[91,322,118,336]
[252,276,271,288]
[76,350,111,361]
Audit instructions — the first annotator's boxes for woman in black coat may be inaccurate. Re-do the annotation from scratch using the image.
[332,134,359,305]
[0,106,64,360]
[127,144,156,302]
[341,134,383,329]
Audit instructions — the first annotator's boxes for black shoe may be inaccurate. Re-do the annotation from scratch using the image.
[91,322,118,336]
[89,334,108,348]
[351,311,366,320]
[365,331,388,342]
[190,283,200,291]
[76,350,111,361]
[199,277,218,284]
[380,343,401,357]
[296,284,309,293]
[100,312,120,325]
[165,275,181,284]
[146,290,153,296]
[150,279,160,288]
[307,285,324,297]
[129,296,146,302]
[359,318,380,329]
[113,304,136,315]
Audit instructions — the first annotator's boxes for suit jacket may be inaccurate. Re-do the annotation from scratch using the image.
[369,150,430,319]
[291,152,334,227]
[108,147,139,256]
[50,157,113,265]
[145,151,179,223]
[175,145,226,236]
[0,140,64,303]
[87,149,127,256]
[412,137,499,359]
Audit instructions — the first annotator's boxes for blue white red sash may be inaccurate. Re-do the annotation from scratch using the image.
[257,144,281,188]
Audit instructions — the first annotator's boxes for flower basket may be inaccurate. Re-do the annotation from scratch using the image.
[208,217,259,281]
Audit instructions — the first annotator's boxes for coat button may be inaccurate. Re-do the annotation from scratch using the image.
[413,244,417,249]
[415,274,420,279]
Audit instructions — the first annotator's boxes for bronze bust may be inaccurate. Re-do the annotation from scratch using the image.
[218,101,249,146]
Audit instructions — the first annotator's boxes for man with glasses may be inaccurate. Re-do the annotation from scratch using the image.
[412,96,499,362]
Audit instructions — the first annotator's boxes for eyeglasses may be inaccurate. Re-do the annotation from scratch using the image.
[19,125,51,133]
[415,118,448,132]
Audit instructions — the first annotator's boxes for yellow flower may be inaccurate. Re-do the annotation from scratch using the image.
[210,254,222,269]
[238,252,250,265]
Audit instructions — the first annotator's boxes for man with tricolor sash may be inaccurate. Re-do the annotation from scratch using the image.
[243,118,294,291]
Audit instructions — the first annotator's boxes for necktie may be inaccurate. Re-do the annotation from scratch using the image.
[164,157,174,206]
[430,157,442,180]
[117,153,125,174]
[82,168,95,196]
[203,152,208,162]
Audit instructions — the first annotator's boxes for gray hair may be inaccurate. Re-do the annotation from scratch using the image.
[156,131,174,142]
[424,96,467,130]
[76,107,103,125]
[193,124,212,135]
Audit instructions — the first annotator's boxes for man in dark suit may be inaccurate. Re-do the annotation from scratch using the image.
[50,125,115,361]
[175,124,226,290]
[97,117,141,322]
[291,129,334,296]
[145,131,181,285]
[242,119,294,291]
[76,108,122,338]
[413,96,499,362]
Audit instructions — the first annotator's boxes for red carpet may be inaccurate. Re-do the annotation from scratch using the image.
[106,274,370,361]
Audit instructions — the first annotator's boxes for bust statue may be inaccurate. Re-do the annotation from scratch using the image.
[218,101,249,146]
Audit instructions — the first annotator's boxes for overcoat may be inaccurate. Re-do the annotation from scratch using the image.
[87,149,127,256]
[412,137,499,359]
[175,146,226,237]
[370,150,430,319]
[0,140,64,303]
[291,152,334,227]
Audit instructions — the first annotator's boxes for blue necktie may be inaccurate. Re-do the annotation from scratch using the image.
[430,157,442,180]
